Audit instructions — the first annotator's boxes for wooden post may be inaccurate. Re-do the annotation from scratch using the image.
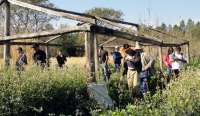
[94,34,99,73]
[85,28,96,83]
[159,46,163,70]
[3,0,11,66]
[45,46,50,67]
[186,42,190,63]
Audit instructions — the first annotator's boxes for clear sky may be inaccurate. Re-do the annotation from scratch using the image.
[49,0,200,26]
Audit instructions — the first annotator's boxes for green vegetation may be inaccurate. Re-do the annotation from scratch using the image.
[102,68,200,115]
[0,66,98,115]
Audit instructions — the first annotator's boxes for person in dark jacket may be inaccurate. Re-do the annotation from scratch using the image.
[112,46,122,72]
[32,44,46,67]
[16,47,27,71]
[56,50,67,68]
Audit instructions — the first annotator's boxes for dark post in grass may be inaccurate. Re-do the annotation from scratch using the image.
[85,26,96,83]
[3,0,11,67]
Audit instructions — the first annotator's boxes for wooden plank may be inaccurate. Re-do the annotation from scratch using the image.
[0,25,90,41]
[87,28,96,83]
[3,0,11,66]
[0,0,5,6]
[94,33,99,72]
[45,35,61,43]
[0,41,62,46]
[186,43,190,63]
[8,0,96,24]
[158,46,163,70]
[8,0,139,33]
[99,37,117,46]
[92,25,163,45]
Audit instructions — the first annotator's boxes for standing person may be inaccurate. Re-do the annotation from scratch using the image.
[125,48,142,95]
[56,50,67,68]
[99,46,110,82]
[16,47,28,71]
[121,44,131,77]
[134,42,155,94]
[171,46,187,78]
[112,46,122,72]
[163,47,174,78]
[32,44,47,68]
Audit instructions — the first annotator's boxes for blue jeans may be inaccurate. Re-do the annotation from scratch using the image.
[114,63,121,72]
[140,71,149,93]
[100,63,111,82]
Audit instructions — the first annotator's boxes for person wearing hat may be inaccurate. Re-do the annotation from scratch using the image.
[134,42,155,94]
[125,47,141,95]
[16,47,27,71]
[32,44,47,67]
[112,46,122,72]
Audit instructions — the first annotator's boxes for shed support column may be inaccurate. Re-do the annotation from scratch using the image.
[45,46,49,67]
[3,0,11,67]
[159,46,163,70]
[186,43,190,63]
[85,28,96,83]
[94,34,99,73]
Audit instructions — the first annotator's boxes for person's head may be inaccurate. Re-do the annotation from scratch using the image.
[168,47,174,55]
[175,46,181,53]
[100,46,104,50]
[134,41,143,52]
[115,46,119,51]
[123,44,130,49]
[57,50,62,56]
[32,43,40,51]
[16,47,23,54]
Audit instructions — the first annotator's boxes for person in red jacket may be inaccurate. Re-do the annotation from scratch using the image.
[163,47,174,77]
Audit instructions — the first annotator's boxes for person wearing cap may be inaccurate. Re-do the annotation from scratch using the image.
[121,44,131,77]
[16,47,27,71]
[134,42,155,94]
[32,44,47,67]
[112,46,122,72]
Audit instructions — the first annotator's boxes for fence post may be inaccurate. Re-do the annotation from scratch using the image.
[186,42,190,63]
[159,46,163,70]
[94,34,99,73]
[85,27,96,83]
[3,0,11,67]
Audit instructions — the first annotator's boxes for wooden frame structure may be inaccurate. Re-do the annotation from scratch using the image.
[0,0,190,82]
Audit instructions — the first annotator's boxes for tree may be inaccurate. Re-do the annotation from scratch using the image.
[0,0,56,34]
[179,20,186,33]
[86,7,124,20]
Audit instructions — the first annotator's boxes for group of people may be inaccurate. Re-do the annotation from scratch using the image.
[163,46,187,79]
[16,44,67,72]
[99,42,155,95]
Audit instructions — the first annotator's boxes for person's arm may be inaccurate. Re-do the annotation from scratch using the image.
[105,51,109,64]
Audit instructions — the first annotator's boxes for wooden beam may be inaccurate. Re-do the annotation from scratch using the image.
[8,0,96,24]
[0,41,62,46]
[0,25,90,41]
[45,35,61,43]
[0,0,5,6]
[8,0,139,33]
[158,46,163,70]
[186,42,190,63]
[92,25,163,45]
[99,37,117,46]
[94,33,99,73]
[3,0,11,66]
[86,28,96,83]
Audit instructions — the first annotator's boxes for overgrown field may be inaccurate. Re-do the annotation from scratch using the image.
[102,67,200,116]
[0,66,98,116]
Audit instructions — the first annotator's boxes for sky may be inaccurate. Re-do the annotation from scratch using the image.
[49,0,200,27]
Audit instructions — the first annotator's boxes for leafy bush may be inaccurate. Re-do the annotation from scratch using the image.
[102,68,200,115]
[0,66,97,115]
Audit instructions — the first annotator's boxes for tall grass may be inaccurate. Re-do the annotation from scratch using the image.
[102,68,200,115]
[0,66,97,116]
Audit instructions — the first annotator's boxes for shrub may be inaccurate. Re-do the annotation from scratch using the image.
[0,66,98,116]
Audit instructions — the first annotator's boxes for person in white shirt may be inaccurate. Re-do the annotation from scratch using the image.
[171,46,187,78]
